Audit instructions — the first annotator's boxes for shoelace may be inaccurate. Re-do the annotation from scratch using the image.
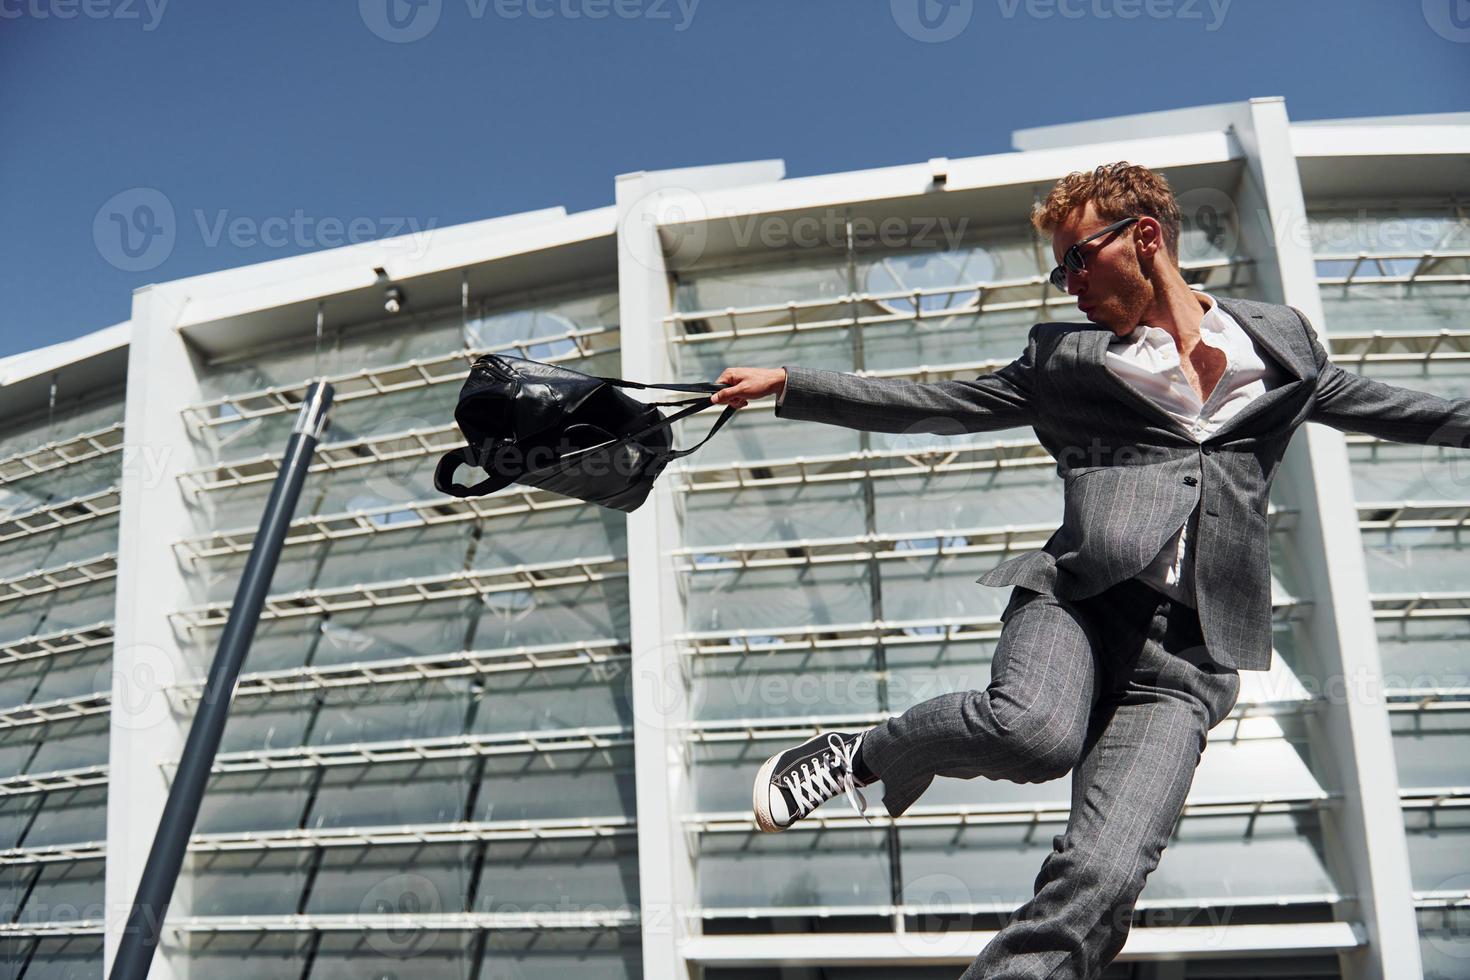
[781,733,870,825]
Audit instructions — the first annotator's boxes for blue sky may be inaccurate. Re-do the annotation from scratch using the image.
[1,0,1465,358]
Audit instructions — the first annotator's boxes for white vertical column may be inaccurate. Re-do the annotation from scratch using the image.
[1238,96,1422,980]
[616,168,696,980]
[105,283,208,980]
[616,161,784,980]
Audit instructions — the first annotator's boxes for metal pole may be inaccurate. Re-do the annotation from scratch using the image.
[109,381,334,980]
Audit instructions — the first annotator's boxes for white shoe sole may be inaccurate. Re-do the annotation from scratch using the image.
[752,749,786,833]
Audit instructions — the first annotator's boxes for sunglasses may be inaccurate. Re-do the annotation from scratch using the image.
[1048,216,1140,290]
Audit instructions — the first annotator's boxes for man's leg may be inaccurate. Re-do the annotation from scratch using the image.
[959,579,1241,980]
[752,585,1107,833]
[857,585,1105,818]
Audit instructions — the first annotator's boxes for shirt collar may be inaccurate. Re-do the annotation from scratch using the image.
[1111,291,1220,347]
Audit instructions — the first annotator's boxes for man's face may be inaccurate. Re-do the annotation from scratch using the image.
[1050,202,1152,336]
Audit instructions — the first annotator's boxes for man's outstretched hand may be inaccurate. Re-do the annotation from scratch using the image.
[711,367,787,409]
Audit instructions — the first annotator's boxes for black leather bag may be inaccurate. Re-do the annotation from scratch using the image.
[433,353,736,513]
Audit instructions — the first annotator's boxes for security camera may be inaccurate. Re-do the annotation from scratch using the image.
[929,157,949,188]
[384,285,405,314]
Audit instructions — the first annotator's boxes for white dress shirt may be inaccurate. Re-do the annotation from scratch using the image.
[1104,292,1286,607]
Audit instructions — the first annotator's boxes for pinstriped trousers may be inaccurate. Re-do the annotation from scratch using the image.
[857,576,1241,980]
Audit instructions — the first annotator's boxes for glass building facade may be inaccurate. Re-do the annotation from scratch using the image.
[1307,200,1470,980]
[0,100,1463,978]
[0,372,124,979]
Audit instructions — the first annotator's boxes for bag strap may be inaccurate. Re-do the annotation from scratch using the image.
[647,396,738,460]
[531,395,736,466]
[434,447,506,498]
[590,374,728,395]
[434,395,736,499]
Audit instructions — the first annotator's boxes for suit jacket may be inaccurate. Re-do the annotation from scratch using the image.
[775,296,1470,671]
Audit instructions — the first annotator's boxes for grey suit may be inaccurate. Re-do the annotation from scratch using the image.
[772,296,1470,978]
[775,295,1470,672]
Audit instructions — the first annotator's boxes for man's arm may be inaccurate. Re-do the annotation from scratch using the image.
[772,324,1039,435]
[1298,306,1470,448]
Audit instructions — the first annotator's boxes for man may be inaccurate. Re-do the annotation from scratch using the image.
[709,161,1470,979]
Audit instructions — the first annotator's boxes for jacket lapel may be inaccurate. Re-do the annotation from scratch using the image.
[1080,295,1307,440]
[1207,297,1306,438]
[1214,296,1306,384]
[1081,326,1194,438]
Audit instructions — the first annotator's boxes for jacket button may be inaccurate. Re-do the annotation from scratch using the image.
[1183,476,1198,486]
[1202,445,1213,455]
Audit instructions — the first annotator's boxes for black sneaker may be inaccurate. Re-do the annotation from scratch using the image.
[752,730,874,833]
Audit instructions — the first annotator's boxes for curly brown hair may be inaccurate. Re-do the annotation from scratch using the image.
[1031,162,1182,264]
